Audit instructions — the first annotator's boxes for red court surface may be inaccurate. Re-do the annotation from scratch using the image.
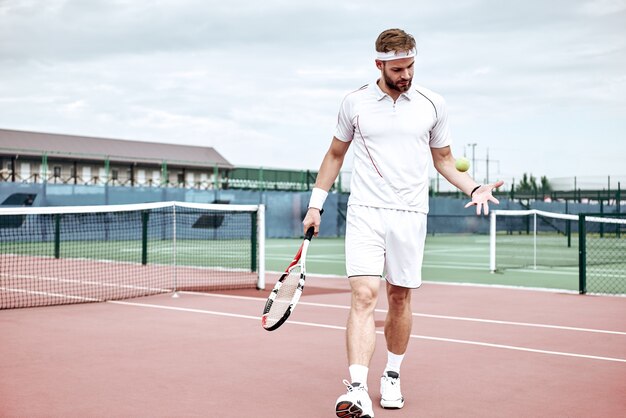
[1,276,625,417]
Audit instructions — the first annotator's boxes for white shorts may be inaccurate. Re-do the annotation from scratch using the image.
[345,205,427,288]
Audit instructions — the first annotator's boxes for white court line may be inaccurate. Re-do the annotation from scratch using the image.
[424,281,581,295]
[1,287,101,302]
[423,261,489,267]
[420,264,493,271]
[422,263,578,274]
[424,247,486,254]
[108,299,626,364]
[513,268,578,275]
[267,243,345,249]
[181,292,626,336]
[266,256,344,263]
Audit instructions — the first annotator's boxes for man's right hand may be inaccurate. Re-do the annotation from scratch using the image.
[302,208,322,237]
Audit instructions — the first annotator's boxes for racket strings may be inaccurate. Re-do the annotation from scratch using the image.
[264,268,301,327]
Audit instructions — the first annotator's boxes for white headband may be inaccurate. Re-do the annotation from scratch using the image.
[375,48,417,61]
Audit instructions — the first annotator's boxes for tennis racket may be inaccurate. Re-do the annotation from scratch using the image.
[261,224,316,331]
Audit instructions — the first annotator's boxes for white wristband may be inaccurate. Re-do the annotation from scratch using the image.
[308,187,328,210]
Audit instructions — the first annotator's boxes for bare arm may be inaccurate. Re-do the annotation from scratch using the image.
[303,137,351,235]
[431,146,504,215]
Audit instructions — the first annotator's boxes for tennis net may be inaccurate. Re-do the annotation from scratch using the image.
[0,201,265,309]
[489,209,579,271]
[489,209,625,295]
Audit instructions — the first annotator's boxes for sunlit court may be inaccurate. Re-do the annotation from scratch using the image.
[1,276,625,417]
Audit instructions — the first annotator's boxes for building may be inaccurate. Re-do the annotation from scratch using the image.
[0,128,232,189]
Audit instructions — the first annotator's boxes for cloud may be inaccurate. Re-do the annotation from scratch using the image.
[578,0,626,16]
[0,0,624,182]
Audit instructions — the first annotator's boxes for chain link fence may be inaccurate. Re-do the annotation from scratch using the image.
[579,213,626,295]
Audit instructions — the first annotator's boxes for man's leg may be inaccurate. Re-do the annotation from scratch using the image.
[338,204,385,417]
[347,276,381,373]
[380,282,412,409]
[335,275,380,418]
[384,281,412,355]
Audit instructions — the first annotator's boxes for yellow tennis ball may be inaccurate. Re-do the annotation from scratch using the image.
[455,157,470,172]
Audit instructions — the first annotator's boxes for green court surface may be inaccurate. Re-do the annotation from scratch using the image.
[5,239,255,270]
[5,234,621,294]
[266,235,582,292]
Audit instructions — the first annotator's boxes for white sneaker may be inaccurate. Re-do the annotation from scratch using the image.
[380,371,404,409]
[335,380,375,418]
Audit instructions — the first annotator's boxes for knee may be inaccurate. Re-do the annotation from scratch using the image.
[351,285,378,312]
[387,288,411,309]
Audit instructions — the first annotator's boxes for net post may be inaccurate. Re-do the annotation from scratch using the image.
[141,210,149,265]
[566,200,571,247]
[257,204,266,290]
[533,212,537,270]
[489,211,496,273]
[251,211,257,272]
[618,182,622,239]
[171,203,179,298]
[54,213,61,259]
[578,214,587,294]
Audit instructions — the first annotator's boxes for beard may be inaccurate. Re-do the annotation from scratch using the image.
[383,72,412,93]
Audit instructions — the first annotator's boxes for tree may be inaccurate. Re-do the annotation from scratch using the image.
[516,173,538,193]
[516,174,552,196]
[540,176,551,194]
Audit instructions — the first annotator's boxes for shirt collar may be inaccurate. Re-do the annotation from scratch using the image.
[372,79,414,101]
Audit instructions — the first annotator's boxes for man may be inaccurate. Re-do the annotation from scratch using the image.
[303,28,503,418]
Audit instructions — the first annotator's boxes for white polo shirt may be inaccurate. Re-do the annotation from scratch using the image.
[335,81,451,213]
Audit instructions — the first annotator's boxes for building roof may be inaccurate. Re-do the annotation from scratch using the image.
[0,128,233,169]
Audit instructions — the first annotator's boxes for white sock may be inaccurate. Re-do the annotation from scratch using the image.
[385,351,405,374]
[349,364,369,386]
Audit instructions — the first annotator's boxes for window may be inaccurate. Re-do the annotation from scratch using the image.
[152,170,160,186]
[54,166,61,177]
[20,162,31,183]
[137,169,146,185]
[111,169,119,180]
[186,172,195,187]
[82,166,92,184]
[98,167,106,184]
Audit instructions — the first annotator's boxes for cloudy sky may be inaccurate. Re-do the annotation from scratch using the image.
[1,0,625,189]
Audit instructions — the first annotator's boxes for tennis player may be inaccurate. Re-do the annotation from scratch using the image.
[303,28,504,418]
